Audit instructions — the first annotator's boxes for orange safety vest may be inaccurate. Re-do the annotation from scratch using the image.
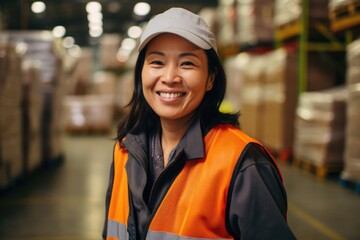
[107,125,268,240]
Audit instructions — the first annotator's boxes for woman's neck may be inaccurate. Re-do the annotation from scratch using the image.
[160,116,194,166]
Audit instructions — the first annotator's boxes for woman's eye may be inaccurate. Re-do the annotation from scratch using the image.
[181,61,195,66]
[150,60,163,66]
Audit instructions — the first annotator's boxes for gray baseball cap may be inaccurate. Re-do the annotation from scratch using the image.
[138,7,218,53]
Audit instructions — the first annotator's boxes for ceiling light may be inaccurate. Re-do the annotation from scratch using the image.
[68,45,82,58]
[133,2,151,16]
[52,26,66,38]
[31,1,46,14]
[87,12,103,23]
[127,26,142,39]
[89,28,103,38]
[121,38,136,51]
[86,1,102,13]
[63,36,75,48]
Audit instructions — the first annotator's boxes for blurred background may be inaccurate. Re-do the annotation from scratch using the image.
[0,0,360,239]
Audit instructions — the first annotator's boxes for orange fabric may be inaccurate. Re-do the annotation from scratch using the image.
[149,125,254,238]
[107,142,130,226]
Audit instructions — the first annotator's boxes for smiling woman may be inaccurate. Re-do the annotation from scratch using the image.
[103,7,296,240]
[142,33,213,125]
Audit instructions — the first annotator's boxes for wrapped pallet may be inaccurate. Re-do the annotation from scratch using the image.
[293,87,347,169]
[216,0,236,46]
[64,95,114,133]
[274,0,330,29]
[262,48,297,153]
[22,60,43,174]
[99,34,122,69]
[0,43,23,189]
[238,53,266,141]
[236,0,275,45]
[341,40,360,182]
[223,53,246,113]
[5,31,66,165]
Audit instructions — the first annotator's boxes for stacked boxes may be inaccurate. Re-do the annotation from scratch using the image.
[22,60,43,173]
[5,31,66,166]
[342,40,360,181]
[274,0,330,27]
[236,0,275,45]
[293,87,347,167]
[238,53,266,140]
[64,95,114,133]
[0,43,23,188]
[262,48,297,152]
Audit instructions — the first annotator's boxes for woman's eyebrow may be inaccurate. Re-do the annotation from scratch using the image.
[146,51,200,59]
[146,51,164,57]
[179,52,200,59]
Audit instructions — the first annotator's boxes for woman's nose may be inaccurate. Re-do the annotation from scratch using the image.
[162,64,180,83]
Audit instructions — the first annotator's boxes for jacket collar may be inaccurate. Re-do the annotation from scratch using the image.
[124,116,205,162]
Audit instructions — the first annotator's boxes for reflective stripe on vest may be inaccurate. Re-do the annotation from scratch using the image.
[107,220,128,240]
[107,125,262,239]
[108,218,230,240]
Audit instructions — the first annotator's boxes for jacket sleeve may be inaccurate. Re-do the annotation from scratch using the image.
[226,143,296,240]
[102,155,115,239]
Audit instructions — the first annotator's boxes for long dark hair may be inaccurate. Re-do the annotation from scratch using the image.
[116,47,239,143]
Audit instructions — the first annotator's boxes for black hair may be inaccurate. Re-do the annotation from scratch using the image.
[116,48,239,144]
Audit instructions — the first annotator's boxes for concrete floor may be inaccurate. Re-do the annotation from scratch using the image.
[0,133,359,240]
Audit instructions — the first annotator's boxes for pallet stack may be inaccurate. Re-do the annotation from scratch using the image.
[329,0,360,32]
[293,87,347,178]
[341,39,360,191]
[0,43,24,189]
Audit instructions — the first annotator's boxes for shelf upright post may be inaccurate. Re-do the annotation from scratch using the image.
[298,0,309,94]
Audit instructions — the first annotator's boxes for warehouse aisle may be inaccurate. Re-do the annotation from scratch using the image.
[0,132,359,240]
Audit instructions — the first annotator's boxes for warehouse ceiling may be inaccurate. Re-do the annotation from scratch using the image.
[0,0,218,46]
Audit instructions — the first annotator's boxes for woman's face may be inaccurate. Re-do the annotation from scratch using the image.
[142,33,213,122]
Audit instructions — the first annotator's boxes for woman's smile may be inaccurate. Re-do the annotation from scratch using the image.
[157,91,186,100]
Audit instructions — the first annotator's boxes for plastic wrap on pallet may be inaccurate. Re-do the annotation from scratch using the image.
[347,39,360,85]
[237,53,267,141]
[4,31,66,164]
[22,60,43,173]
[274,0,329,27]
[64,95,114,133]
[294,86,347,166]
[236,0,275,45]
[224,53,247,113]
[0,43,24,189]
[65,47,93,95]
[262,48,298,152]
[216,0,236,46]
[99,34,122,69]
[341,83,360,181]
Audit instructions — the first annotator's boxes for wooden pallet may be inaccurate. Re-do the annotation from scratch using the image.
[293,158,343,179]
[66,126,111,135]
[330,0,360,31]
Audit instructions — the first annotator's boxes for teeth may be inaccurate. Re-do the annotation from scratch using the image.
[159,92,184,99]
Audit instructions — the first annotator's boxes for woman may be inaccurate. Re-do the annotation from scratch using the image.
[103,7,296,240]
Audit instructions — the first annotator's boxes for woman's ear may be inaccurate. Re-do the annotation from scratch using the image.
[206,71,216,91]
